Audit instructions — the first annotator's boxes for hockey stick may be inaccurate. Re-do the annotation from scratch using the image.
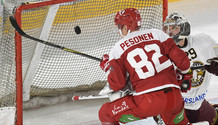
[190,66,205,70]
[9,16,101,62]
[10,16,209,69]
[72,95,108,101]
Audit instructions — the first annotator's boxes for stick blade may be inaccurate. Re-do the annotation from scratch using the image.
[9,16,26,36]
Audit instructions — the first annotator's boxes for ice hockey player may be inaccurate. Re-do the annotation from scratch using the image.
[163,12,218,125]
[98,8,206,125]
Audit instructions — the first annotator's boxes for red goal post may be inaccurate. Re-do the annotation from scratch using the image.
[13,0,168,124]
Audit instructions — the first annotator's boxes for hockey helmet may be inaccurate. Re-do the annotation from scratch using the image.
[114,8,141,31]
[163,12,190,44]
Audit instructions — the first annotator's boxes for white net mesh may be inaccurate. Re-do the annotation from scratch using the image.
[0,0,165,109]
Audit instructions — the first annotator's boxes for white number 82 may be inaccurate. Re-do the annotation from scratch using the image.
[127,44,172,79]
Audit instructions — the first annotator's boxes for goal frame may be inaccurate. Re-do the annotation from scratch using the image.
[13,0,168,124]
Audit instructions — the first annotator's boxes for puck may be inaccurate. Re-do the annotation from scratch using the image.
[74,26,81,34]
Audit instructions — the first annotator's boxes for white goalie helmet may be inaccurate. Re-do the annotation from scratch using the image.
[163,12,191,44]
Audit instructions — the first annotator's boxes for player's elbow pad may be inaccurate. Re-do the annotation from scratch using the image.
[107,71,126,91]
[107,60,126,91]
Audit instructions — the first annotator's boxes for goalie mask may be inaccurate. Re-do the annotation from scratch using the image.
[163,12,190,44]
[114,8,141,37]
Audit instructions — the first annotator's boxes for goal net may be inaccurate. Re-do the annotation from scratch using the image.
[0,0,167,124]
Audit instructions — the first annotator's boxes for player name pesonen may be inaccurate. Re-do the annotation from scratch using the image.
[120,32,154,51]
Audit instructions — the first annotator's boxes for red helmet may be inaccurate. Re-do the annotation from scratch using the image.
[114,8,141,31]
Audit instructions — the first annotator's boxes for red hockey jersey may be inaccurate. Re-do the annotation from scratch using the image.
[107,29,190,95]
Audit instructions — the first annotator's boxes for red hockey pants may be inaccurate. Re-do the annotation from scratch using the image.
[99,88,189,125]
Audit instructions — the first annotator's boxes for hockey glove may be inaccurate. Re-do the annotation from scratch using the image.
[176,70,192,93]
[100,54,110,72]
[205,57,218,76]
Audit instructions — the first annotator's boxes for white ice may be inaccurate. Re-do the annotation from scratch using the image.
[23,0,218,125]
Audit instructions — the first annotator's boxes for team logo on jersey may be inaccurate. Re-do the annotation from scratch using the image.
[191,61,206,87]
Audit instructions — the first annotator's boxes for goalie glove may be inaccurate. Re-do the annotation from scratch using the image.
[205,57,218,76]
[176,70,192,93]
